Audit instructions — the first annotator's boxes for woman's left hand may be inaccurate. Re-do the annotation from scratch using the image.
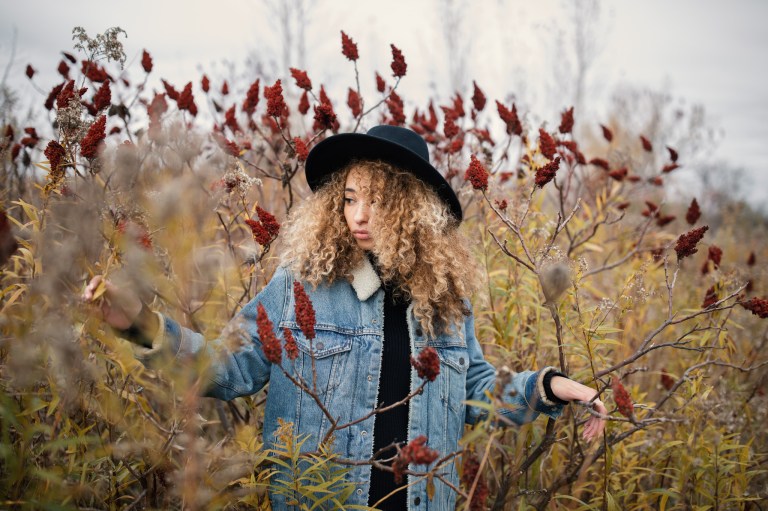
[549,376,607,442]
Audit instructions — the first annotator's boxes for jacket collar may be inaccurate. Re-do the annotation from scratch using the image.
[349,256,382,301]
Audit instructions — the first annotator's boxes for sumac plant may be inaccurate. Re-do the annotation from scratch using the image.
[0,26,766,510]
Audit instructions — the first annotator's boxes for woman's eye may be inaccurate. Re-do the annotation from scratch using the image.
[344,197,354,204]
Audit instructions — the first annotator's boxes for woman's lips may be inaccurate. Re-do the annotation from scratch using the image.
[353,230,371,240]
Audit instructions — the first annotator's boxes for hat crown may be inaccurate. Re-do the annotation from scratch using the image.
[366,125,430,163]
[304,124,462,221]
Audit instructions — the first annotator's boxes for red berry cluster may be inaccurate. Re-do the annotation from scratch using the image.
[464,155,489,192]
[611,378,634,419]
[559,107,574,134]
[257,303,282,365]
[313,102,337,132]
[496,101,522,136]
[741,297,768,319]
[674,226,709,261]
[44,140,66,173]
[461,453,489,511]
[245,207,281,247]
[660,369,675,391]
[390,45,407,78]
[264,79,287,118]
[293,137,309,162]
[242,79,261,116]
[293,282,317,341]
[290,68,312,91]
[80,116,106,160]
[686,198,701,225]
[283,328,299,361]
[347,88,362,118]
[471,81,486,112]
[535,157,561,188]
[340,31,359,61]
[141,50,153,73]
[538,128,557,160]
[410,347,440,382]
[701,286,719,309]
[392,435,438,484]
[701,245,723,274]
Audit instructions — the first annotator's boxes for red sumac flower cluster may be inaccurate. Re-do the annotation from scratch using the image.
[411,347,440,382]
[461,453,489,511]
[80,116,106,159]
[392,435,438,483]
[611,378,634,418]
[293,282,317,341]
[245,207,280,246]
[283,328,299,361]
[257,303,282,365]
[741,297,768,319]
[464,155,488,192]
[674,226,709,261]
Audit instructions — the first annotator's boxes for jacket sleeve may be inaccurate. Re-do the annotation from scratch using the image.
[132,265,290,401]
[463,304,565,425]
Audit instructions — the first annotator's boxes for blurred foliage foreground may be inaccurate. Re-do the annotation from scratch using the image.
[1,27,767,510]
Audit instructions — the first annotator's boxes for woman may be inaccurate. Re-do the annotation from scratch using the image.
[84,125,606,510]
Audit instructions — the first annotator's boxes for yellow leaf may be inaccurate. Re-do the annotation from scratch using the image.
[582,242,604,253]
[12,199,39,224]
[0,287,26,314]
[47,394,61,416]
[581,201,593,220]
[91,280,107,301]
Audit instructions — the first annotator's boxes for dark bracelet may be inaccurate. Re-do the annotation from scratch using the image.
[114,303,154,348]
[542,370,570,406]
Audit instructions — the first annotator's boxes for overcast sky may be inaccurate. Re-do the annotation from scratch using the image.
[2,0,767,210]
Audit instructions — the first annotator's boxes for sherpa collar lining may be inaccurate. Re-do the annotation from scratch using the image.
[349,256,382,301]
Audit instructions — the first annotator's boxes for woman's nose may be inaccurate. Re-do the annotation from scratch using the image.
[354,202,370,223]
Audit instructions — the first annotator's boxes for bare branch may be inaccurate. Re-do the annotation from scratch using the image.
[488,230,535,273]
[582,215,655,278]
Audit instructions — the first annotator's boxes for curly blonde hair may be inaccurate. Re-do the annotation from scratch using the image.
[280,160,478,337]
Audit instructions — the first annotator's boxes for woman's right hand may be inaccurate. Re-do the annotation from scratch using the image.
[82,275,143,330]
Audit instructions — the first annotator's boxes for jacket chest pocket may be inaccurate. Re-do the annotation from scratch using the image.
[435,346,469,414]
[280,322,355,404]
[427,345,469,455]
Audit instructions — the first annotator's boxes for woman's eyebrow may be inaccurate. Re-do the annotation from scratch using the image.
[344,187,357,193]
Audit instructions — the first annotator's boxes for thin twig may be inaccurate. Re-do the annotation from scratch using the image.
[322,381,427,445]
[582,215,655,278]
[488,230,535,273]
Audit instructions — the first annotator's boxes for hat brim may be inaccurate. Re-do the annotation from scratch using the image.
[305,133,462,222]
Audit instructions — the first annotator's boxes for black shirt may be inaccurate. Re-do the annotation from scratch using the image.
[368,283,410,510]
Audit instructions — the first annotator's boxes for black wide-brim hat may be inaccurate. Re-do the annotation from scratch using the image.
[304,125,462,222]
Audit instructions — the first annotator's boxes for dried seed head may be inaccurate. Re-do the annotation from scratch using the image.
[539,262,571,304]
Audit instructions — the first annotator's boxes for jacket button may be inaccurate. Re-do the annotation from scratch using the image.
[361,430,367,436]
[367,375,373,382]
[414,497,421,506]
[316,341,325,350]
[459,357,465,365]
[415,328,423,337]
[356,488,363,496]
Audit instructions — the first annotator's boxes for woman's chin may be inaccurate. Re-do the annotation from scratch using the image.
[355,239,374,250]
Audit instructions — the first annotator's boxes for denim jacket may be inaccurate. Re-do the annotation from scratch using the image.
[139,257,564,510]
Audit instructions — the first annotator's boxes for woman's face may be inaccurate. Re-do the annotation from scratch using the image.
[344,169,375,251]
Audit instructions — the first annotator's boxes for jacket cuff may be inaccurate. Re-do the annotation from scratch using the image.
[131,312,166,359]
[531,367,566,417]
[540,368,570,406]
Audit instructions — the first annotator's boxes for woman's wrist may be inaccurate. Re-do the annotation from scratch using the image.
[549,375,598,403]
